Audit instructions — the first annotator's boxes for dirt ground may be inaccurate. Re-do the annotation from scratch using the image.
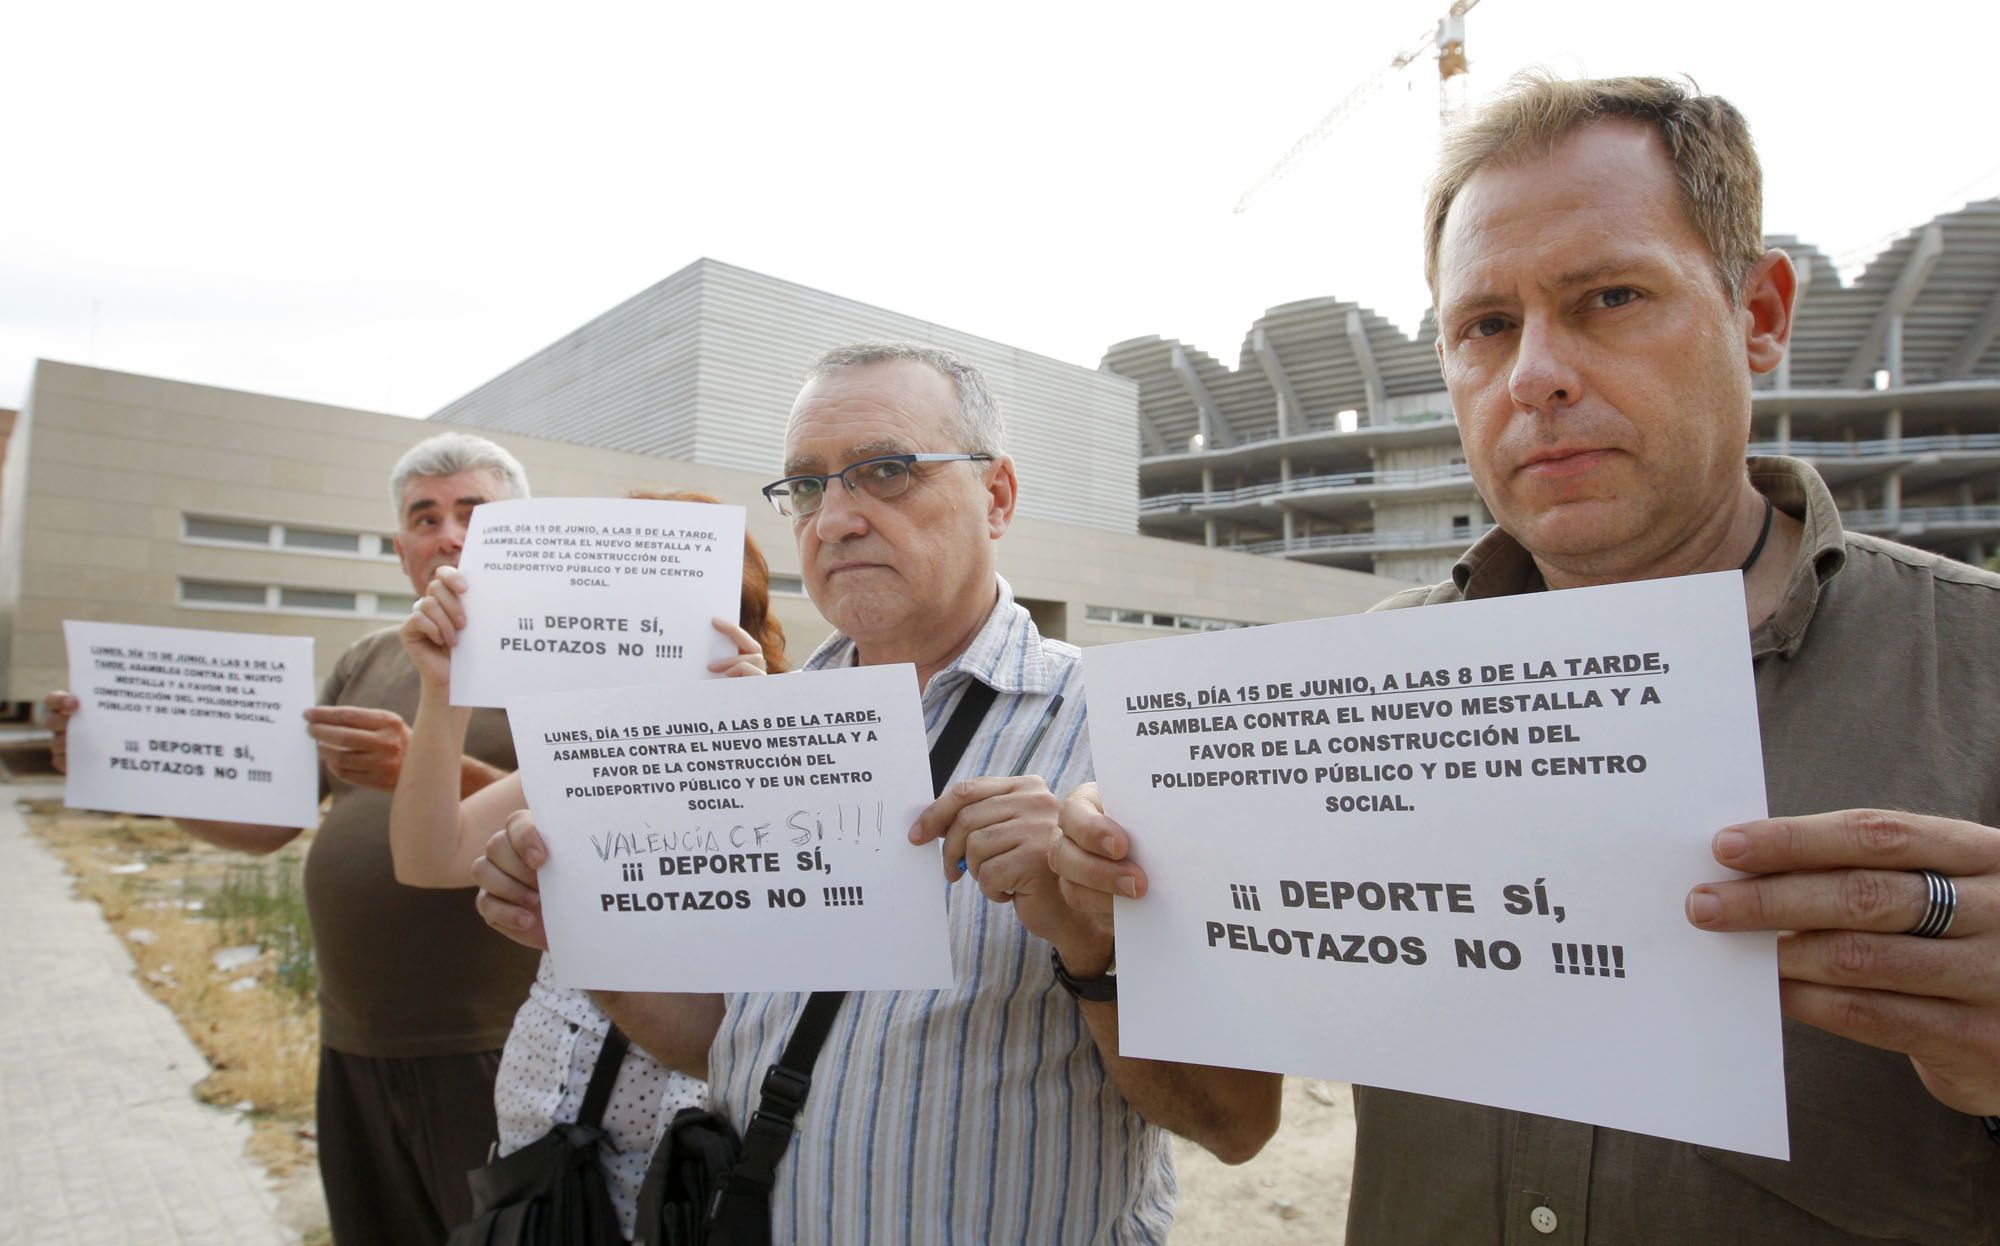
[1170,1078,1355,1244]
[28,797,1346,1245]
[24,801,332,1244]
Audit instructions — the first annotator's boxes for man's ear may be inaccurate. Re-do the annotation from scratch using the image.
[985,456,1019,539]
[392,533,422,584]
[1742,248,1797,377]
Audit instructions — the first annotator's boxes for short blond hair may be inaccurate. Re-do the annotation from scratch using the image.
[1424,73,1764,304]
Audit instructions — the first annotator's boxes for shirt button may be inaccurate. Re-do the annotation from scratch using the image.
[1530,1205,1559,1235]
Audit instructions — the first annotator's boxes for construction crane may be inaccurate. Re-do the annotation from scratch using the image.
[1234,0,1483,215]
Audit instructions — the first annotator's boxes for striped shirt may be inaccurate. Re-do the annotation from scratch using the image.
[707,577,1176,1245]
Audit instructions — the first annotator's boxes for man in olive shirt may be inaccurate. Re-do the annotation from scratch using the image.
[46,432,541,1245]
[1055,76,2000,1242]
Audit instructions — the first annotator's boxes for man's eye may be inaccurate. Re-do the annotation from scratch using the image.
[1596,287,1638,309]
[791,479,825,499]
[858,461,908,483]
[1465,316,1509,340]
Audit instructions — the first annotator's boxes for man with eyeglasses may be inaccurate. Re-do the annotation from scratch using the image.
[474,341,1279,1243]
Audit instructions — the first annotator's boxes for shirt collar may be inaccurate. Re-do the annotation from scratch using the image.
[799,574,1053,695]
[1447,456,1848,660]
[1746,455,1848,660]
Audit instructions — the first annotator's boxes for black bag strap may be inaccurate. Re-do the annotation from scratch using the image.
[929,678,999,796]
[709,676,1001,1236]
[576,1024,630,1131]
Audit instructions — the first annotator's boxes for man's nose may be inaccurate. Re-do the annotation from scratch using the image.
[1508,317,1584,412]
[810,479,869,542]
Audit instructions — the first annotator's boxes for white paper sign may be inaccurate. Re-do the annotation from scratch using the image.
[63,621,319,828]
[504,663,953,993]
[1083,573,1788,1159]
[450,498,747,708]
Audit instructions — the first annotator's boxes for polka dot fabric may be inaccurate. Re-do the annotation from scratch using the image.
[495,957,707,1240]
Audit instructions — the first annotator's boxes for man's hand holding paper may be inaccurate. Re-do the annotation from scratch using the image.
[1689,808,2000,1115]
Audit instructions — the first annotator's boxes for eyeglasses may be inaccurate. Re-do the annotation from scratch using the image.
[761,453,993,518]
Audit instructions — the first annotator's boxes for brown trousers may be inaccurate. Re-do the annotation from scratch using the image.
[316,1045,504,1246]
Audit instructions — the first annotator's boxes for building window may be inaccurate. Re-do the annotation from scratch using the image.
[281,526,361,554]
[184,516,272,546]
[1087,603,1249,631]
[183,513,398,561]
[279,588,357,612]
[181,579,268,607]
[181,579,413,618]
[1452,514,1472,535]
[770,574,805,596]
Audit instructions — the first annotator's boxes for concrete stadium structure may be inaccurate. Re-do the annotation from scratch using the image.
[1109,199,2000,583]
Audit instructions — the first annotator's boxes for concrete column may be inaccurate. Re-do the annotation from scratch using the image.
[1775,410,1792,455]
[1278,457,1294,544]
[1884,472,1902,525]
[1885,409,1903,448]
[1201,467,1216,548]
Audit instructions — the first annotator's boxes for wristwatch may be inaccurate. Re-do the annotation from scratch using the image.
[1050,946,1117,1003]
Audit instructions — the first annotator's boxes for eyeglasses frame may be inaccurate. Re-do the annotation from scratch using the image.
[760,452,995,518]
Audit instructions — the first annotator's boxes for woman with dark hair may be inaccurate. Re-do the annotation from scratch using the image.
[390,490,785,1241]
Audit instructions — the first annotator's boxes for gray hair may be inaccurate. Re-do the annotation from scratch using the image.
[807,342,1005,455]
[388,432,531,517]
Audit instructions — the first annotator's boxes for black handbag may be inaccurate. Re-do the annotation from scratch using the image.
[633,678,1001,1246]
[447,1025,632,1246]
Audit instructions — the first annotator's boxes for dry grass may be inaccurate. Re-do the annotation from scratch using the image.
[24,801,321,1175]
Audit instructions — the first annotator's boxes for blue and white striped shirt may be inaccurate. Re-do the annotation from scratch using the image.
[707,577,1176,1244]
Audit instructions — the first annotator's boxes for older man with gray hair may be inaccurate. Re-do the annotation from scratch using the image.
[472,342,1280,1243]
[45,431,542,1246]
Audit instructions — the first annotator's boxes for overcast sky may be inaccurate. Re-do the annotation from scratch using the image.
[5,0,1995,418]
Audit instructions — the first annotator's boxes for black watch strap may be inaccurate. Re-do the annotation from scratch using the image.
[1051,946,1117,1003]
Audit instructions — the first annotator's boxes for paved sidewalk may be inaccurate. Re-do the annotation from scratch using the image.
[0,784,295,1246]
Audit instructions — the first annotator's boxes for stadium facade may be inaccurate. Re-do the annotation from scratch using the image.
[1108,199,2000,583]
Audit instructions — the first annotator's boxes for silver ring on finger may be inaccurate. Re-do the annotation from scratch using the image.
[1908,868,1957,939]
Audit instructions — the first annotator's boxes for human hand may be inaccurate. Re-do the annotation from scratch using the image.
[305,705,411,791]
[1687,808,2000,1114]
[1045,782,1149,979]
[911,775,1083,938]
[41,691,78,774]
[472,809,549,950]
[708,618,768,678]
[401,565,469,691]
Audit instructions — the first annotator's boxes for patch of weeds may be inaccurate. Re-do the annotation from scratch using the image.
[209,850,318,1001]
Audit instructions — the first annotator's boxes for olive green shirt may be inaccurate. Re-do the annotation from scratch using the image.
[1353,458,2000,1245]
[305,627,538,1058]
